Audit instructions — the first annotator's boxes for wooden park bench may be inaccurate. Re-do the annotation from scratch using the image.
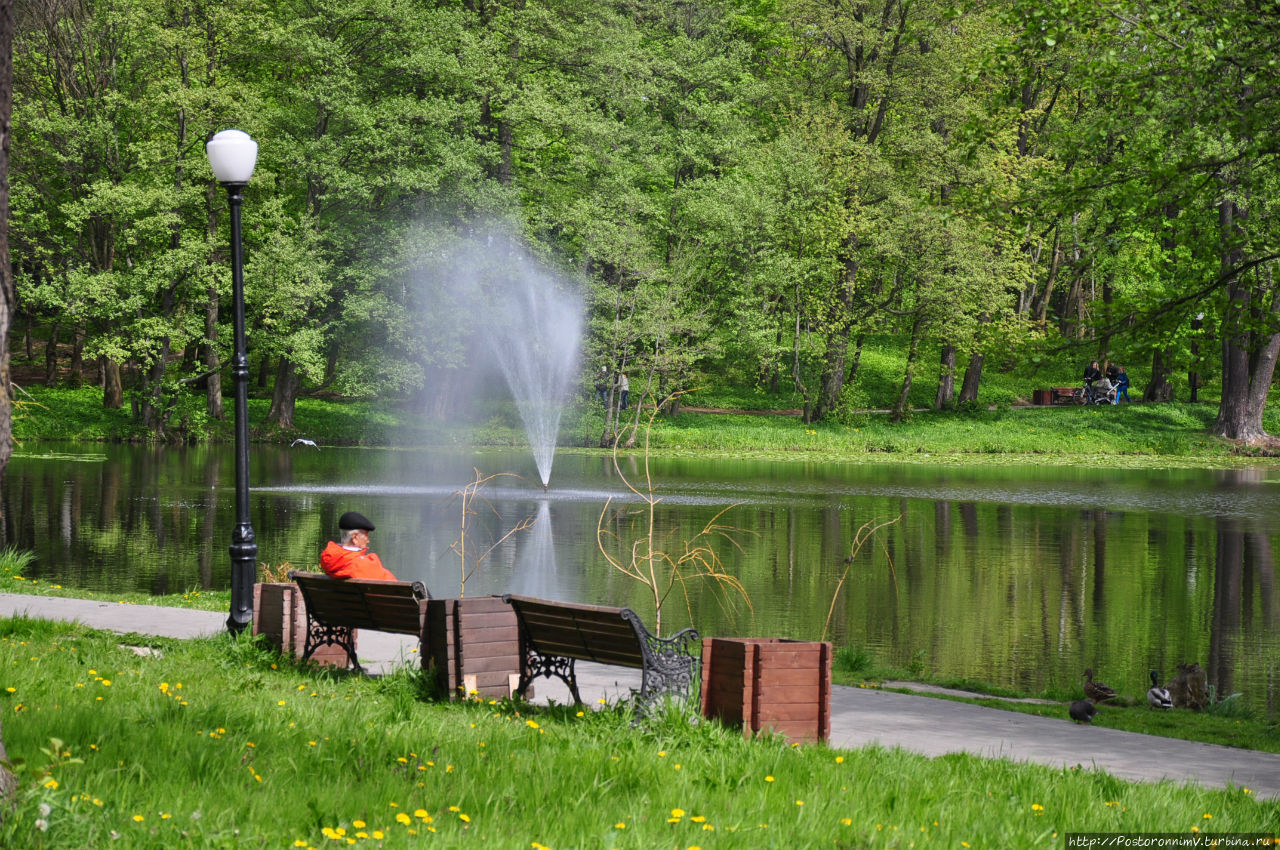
[1051,386,1078,404]
[501,594,701,719]
[289,571,431,673]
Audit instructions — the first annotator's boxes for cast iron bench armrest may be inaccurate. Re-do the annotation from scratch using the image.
[289,571,431,673]
[501,594,700,721]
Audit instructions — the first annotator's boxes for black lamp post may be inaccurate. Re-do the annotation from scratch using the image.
[206,129,259,634]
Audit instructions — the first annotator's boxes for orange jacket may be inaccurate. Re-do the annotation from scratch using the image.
[319,541,397,581]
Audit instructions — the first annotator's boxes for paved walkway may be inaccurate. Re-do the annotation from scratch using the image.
[4,593,1278,799]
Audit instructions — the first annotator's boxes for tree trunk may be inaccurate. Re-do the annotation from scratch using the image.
[70,324,85,384]
[890,315,923,422]
[934,343,956,410]
[1212,282,1279,443]
[1143,348,1174,402]
[102,357,123,409]
[845,333,864,383]
[44,317,59,382]
[141,337,170,436]
[1211,198,1278,443]
[958,352,984,403]
[1189,313,1204,402]
[266,357,300,429]
[1031,228,1061,327]
[812,252,859,422]
[203,285,223,419]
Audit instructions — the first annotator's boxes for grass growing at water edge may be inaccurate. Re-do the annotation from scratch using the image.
[1,618,1273,848]
[831,645,1280,754]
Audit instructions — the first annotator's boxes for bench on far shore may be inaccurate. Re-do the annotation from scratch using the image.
[289,571,431,673]
[501,594,700,720]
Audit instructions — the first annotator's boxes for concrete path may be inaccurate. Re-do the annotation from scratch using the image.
[4,593,1278,799]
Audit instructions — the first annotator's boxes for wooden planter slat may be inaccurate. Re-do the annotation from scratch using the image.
[252,582,354,669]
[424,596,523,700]
[700,637,832,743]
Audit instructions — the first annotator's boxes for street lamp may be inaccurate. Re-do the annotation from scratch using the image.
[206,129,258,634]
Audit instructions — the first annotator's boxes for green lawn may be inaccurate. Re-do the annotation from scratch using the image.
[1,617,1274,849]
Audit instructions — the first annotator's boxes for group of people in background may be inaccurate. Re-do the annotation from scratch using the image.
[593,367,629,410]
[1083,359,1131,404]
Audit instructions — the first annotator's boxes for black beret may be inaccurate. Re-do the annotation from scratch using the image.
[338,511,375,531]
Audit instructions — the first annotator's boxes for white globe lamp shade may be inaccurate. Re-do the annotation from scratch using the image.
[206,129,258,185]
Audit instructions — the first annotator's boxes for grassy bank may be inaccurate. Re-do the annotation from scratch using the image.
[14,385,1280,465]
[1,617,1274,849]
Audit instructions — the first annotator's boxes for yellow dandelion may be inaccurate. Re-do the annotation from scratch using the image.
[132,814,144,822]
[1203,813,1213,819]
[396,813,411,825]
[841,817,853,826]
[795,800,804,806]
[372,831,384,840]
[526,720,539,729]
[43,778,58,790]
[615,822,626,829]
[691,816,706,823]
[672,808,686,818]
[353,820,366,829]
[459,813,471,823]
[765,775,774,782]
[101,679,111,686]
[835,756,844,764]
[1032,804,1044,812]
[448,806,460,813]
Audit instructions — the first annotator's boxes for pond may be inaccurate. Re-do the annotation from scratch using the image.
[3,445,1278,715]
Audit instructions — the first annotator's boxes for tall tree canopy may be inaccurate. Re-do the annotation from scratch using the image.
[6,0,1277,440]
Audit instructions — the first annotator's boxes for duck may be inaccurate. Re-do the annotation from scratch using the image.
[1082,668,1117,704]
[1147,670,1173,710]
[1069,699,1097,723]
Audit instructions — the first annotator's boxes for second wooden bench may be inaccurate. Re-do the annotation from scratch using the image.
[501,594,700,719]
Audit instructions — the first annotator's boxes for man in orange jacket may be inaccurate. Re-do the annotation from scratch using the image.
[320,511,397,581]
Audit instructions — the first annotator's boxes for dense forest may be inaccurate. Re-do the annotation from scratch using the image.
[3,0,1279,444]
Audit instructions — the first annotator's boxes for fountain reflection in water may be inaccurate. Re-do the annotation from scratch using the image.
[512,501,560,598]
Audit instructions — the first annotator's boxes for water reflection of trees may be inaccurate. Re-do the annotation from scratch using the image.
[1211,516,1279,713]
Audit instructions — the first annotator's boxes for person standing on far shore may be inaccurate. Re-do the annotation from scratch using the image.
[617,372,630,410]
[1113,365,1130,404]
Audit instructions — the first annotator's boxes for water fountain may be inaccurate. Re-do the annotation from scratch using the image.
[440,229,583,489]
[486,256,582,489]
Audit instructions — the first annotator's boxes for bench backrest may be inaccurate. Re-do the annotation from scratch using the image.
[290,571,430,635]
[502,594,646,668]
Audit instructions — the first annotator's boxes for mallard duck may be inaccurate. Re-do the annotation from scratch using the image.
[1083,669,1117,704]
[1069,699,1097,723]
[1147,670,1173,710]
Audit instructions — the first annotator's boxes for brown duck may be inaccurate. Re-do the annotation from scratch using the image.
[1083,669,1117,704]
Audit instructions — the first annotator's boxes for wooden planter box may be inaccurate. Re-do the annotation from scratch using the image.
[252,582,354,669]
[423,596,523,700]
[700,637,832,743]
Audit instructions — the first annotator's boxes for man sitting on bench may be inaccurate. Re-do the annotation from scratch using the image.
[320,511,397,581]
